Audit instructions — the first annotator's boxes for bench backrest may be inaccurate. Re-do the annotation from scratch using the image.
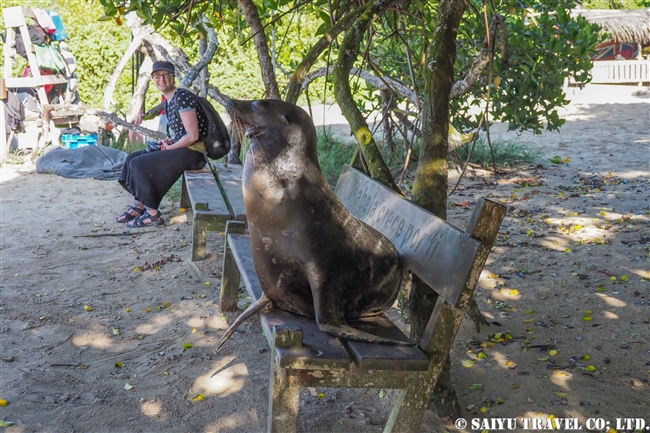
[334,165,481,307]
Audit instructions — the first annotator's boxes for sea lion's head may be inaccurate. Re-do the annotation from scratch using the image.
[226,99,318,165]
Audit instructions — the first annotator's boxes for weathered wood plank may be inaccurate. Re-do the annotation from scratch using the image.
[334,165,481,307]
[227,233,264,301]
[184,172,231,218]
[220,221,246,312]
[183,169,232,260]
[213,163,246,222]
[283,366,421,389]
[342,316,428,371]
[261,310,351,370]
[419,198,507,352]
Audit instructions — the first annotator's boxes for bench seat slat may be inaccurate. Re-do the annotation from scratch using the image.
[261,310,351,370]
[343,316,429,371]
[213,164,246,222]
[184,172,231,217]
[227,233,264,301]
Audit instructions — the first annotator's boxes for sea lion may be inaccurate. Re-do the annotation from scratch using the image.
[218,99,410,349]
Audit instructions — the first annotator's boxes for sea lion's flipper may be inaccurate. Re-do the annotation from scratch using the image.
[317,321,415,346]
[313,294,414,346]
[216,294,273,350]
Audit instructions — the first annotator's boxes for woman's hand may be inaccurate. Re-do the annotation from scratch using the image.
[159,138,173,151]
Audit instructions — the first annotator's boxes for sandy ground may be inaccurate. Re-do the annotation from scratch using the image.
[0,84,649,433]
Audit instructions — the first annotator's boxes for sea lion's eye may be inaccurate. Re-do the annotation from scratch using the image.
[252,101,261,111]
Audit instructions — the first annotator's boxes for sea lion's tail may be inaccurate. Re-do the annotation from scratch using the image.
[216,294,273,350]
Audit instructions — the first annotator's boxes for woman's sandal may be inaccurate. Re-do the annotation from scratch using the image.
[126,211,164,228]
[116,206,145,223]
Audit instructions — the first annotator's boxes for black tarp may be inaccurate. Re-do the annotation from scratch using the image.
[36,145,127,180]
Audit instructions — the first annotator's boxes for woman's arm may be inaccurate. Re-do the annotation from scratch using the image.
[161,109,199,150]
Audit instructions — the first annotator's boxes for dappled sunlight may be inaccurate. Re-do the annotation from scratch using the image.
[206,315,229,330]
[187,317,206,328]
[135,315,173,335]
[602,310,620,320]
[534,235,572,250]
[184,314,229,331]
[617,375,649,389]
[549,369,573,390]
[188,358,248,399]
[490,287,522,302]
[489,351,511,370]
[169,300,230,332]
[204,410,260,432]
[72,331,114,349]
[595,293,627,308]
[140,399,164,418]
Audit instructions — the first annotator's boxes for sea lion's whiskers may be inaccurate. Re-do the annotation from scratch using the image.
[249,135,270,165]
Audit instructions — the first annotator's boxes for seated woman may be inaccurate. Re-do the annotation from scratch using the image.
[116,61,210,228]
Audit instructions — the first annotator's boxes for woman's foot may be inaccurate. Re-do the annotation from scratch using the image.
[126,210,164,228]
[116,205,145,223]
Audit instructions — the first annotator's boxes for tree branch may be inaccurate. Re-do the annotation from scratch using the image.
[179,21,219,88]
[305,66,421,106]
[237,0,280,99]
[333,0,401,194]
[450,14,504,100]
[284,3,368,104]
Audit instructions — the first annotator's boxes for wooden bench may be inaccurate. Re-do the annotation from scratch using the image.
[180,163,246,261]
[219,165,507,433]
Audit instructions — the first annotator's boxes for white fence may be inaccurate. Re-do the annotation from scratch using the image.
[590,59,650,84]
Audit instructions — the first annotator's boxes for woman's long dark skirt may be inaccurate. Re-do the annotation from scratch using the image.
[118,148,205,209]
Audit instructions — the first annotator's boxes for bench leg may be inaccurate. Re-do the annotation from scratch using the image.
[219,244,240,311]
[220,221,245,312]
[268,361,300,433]
[180,173,190,209]
[191,215,208,261]
[383,373,431,433]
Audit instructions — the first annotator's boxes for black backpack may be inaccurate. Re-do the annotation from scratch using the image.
[166,90,230,160]
[195,95,230,160]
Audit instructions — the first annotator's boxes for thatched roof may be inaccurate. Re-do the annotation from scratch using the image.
[572,8,650,45]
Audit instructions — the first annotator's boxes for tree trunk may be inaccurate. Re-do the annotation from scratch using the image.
[101,35,144,112]
[102,15,154,112]
[412,0,465,219]
[198,35,208,98]
[237,0,280,99]
[332,0,401,194]
[125,56,152,124]
[179,25,219,89]
[409,0,466,419]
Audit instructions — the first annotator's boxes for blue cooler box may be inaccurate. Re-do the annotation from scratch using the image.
[61,134,98,148]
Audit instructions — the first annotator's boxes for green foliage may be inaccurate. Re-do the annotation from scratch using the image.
[581,0,645,8]
[164,176,183,203]
[65,23,131,110]
[206,29,266,100]
[454,138,543,169]
[452,1,603,134]
[316,127,355,186]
